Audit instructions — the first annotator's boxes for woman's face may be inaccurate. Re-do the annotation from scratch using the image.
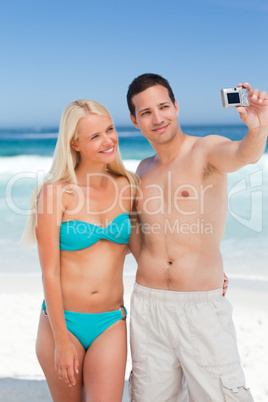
[73,113,118,165]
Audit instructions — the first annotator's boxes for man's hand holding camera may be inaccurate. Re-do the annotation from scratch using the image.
[236,82,268,130]
[212,82,268,171]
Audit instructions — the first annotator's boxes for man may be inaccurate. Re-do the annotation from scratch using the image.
[127,73,268,401]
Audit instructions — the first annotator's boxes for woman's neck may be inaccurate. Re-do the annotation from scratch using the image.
[75,162,109,187]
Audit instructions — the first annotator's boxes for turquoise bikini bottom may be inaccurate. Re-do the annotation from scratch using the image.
[42,301,127,350]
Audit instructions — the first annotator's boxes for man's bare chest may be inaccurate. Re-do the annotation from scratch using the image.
[136,168,214,217]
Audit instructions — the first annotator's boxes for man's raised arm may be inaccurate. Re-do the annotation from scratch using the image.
[207,82,268,173]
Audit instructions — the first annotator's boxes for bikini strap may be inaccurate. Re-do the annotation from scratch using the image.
[120,305,127,320]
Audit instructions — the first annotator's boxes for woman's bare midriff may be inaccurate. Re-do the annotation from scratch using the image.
[60,240,127,313]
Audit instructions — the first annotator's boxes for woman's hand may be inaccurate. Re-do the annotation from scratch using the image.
[55,340,79,387]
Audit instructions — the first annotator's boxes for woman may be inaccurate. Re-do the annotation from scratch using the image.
[24,100,139,401]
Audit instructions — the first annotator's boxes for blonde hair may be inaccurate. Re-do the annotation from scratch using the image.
[23,100,139,247]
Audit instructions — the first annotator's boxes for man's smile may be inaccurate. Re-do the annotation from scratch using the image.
[152,124,169,133]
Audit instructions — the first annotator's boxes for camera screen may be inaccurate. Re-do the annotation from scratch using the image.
[227,93,240,104]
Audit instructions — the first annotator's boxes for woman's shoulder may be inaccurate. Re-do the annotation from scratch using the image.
[39,180,73,202]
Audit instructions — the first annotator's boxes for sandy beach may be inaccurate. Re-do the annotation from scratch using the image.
[1,273,268,402]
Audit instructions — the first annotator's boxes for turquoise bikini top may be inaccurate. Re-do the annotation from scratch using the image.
[60,213,131,251]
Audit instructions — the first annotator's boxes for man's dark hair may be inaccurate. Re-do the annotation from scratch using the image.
[127,73,175,117]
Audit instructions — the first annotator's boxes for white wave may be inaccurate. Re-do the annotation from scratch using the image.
[0,155,52,175]
[123,159,141,172]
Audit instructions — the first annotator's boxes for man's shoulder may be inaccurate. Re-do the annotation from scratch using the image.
[136,155,156,177]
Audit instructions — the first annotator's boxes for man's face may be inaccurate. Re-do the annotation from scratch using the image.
[130,85,179,146]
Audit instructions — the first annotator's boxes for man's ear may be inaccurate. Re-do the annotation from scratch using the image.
[130,113,139,129]
[70,140,80,151]
[175,99,179,116]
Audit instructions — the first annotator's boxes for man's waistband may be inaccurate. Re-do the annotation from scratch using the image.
[133,281,223,302]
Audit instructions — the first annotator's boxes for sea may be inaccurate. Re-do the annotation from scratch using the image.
[0,125,267,284]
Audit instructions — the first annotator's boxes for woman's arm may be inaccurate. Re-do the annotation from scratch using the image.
[128,213,142,262]
[36,183,79,387]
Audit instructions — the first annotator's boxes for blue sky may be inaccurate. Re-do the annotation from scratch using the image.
[1,0,267,127]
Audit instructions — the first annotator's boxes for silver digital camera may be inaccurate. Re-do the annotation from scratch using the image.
[220,87,250,108]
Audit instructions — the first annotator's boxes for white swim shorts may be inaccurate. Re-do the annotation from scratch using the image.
[129,282,253,402]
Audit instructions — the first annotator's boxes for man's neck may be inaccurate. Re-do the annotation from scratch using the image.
[153,127,185,164]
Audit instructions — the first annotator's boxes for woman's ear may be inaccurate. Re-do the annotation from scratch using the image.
[70,140,80,151]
